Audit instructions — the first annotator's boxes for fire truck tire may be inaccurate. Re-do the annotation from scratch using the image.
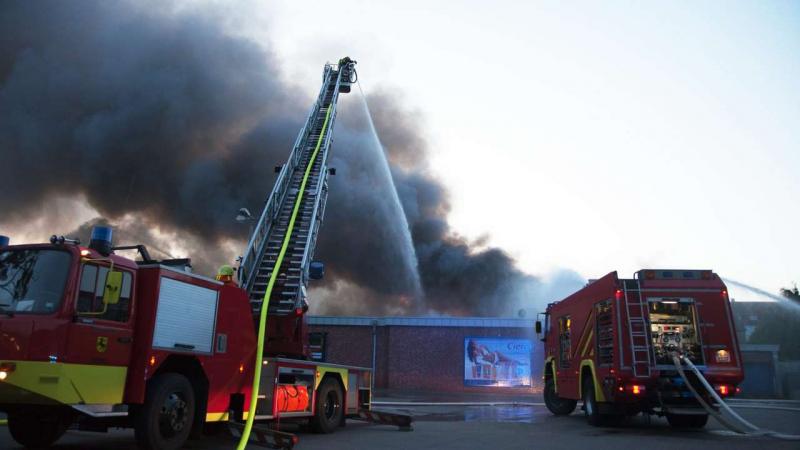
[666,413,708,428]
[311,378,343,434]
[134,373,196,450]
[7,408,71,449]
[582,377,621,426]
[544,378,577,415]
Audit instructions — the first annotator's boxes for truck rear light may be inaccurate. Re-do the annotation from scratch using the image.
[239,363,245,374]
[716,384,730,396]
[149,356,156,366]
[735,386,742,394]
[615,289,623,300]
[0,362,15,380]
[618,383,646,395]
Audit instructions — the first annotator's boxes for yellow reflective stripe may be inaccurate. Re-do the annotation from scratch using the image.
[206,412,229,422]
[581,329,594,357]
[206,411,249,422]
[579,359,606,402]
[0,360,126,405]
[315,366,348,390]
[575,309,594,358]
[237,106,333,450]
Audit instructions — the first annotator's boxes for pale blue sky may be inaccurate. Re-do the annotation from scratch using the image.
[259,1,799,292]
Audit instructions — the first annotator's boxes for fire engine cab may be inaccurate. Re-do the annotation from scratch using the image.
[538,269,744,428]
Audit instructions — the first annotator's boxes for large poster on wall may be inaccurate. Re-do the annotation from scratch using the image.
[464,337,532,387]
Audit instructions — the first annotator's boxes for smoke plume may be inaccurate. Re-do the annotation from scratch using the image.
[0,1,582,316]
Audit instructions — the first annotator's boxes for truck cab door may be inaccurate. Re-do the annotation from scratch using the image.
[66,263,135,374]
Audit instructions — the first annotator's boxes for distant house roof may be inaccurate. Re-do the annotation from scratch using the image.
[308,316,536,328]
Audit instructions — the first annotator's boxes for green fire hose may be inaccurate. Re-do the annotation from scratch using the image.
[236,105,332,450]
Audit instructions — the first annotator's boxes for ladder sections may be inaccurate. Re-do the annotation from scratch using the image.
[240,65,343,315]
[623,279,654,377]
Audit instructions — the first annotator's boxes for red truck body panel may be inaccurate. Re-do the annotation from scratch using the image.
[124,266,256,412]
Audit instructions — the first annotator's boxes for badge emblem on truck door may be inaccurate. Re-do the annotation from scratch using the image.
[96,336,108,353]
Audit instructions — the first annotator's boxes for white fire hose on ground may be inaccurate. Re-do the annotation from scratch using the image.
[671,354,800,440]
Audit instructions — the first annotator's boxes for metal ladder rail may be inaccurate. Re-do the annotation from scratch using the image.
[248,71,341,314]
[623,277,653,378]
[239,67,334,291]
[275,78,340,310]
[248,114,328,311]
[244,71,335,283]
[247,113,328,307]
[297,72,344,291]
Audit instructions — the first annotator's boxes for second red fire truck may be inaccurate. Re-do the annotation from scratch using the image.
[539,269,744,427]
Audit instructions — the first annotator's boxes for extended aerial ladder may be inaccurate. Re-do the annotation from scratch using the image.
[238,60,357,358]
[232,59,411,449]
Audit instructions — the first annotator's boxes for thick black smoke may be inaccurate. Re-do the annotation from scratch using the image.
[0,1,302,241]
[1,1,576,316]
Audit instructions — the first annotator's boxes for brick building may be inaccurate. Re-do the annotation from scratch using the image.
[308,316,545,394]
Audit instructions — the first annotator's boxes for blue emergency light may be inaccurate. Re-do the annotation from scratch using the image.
[309,261,325,280]
[89,226,114,256]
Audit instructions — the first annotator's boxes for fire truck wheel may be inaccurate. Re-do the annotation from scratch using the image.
[544,378,577,415]
[7,408,71,449]
[311,378,343,434]
[666,413,708,428]
[582,377,604,426]
[135,373,196,450]
[581,378,623,427]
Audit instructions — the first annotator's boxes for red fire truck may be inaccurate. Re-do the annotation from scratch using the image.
[0,60,409,449]
[538,269,744,428]
[0,239,376,449]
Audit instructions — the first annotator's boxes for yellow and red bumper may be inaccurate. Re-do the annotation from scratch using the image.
[0,360,127,406]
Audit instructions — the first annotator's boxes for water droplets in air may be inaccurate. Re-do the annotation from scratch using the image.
[724,278,800,314]
[355,82,426,310]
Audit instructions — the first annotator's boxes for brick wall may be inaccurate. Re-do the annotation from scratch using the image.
[309,323,545,393]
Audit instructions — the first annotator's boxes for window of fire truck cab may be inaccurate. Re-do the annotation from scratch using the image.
[558,316,571,369]
[76,263,133,322]
[0,248,72,314]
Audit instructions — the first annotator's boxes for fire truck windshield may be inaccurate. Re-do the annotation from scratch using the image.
[0,248,72,315]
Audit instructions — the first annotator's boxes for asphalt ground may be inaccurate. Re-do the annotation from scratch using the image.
[1,400,798,449]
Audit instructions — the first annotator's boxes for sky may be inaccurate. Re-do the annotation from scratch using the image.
[256,0,799,292]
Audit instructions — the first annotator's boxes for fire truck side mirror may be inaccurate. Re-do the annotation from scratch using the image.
[535,321,542,334]
[103,271,123,305]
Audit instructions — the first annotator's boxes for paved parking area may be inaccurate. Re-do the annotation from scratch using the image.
[1,401,798,449]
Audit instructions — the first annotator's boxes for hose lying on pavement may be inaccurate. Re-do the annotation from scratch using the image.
[672,354,800,441]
